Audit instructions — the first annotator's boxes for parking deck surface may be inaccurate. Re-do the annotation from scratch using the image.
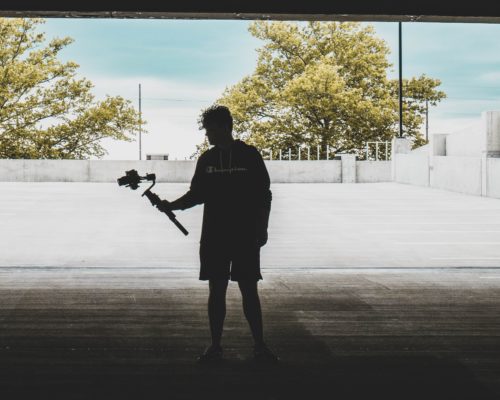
[1,183,500,399]
[1,182,500,269]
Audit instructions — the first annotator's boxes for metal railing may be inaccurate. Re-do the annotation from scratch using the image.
[261,145,334,161]
[260,142,392,161]
[365,141,391,161]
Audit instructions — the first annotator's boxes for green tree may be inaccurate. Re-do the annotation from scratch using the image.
[206,21,445,159]
[0,18,144,159]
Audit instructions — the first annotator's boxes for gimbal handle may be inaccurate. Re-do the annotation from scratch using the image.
[142,188,189,236]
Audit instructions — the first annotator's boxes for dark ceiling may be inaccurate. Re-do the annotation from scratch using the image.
[1,0,500,23]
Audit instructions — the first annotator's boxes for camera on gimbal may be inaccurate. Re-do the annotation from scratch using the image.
[117,169,188,236]
[117,169,155,190]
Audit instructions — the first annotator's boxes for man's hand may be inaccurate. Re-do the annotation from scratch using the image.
[158,199,172,213]
[256,207,270,247]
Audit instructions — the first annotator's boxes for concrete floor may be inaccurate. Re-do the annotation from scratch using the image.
[1,268,499,399]
[1,182,500,268]
[1,182,500,398]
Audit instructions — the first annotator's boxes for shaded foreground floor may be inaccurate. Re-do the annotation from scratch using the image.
[1,267,500,399]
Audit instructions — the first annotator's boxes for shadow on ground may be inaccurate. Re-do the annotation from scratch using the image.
[0,285,498,400]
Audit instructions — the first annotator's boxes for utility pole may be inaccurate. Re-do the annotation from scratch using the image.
[139,83,142,160]
[398,22,403,138]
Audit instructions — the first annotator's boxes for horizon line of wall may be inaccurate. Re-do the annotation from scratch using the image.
[3,110,500,197]
[0,158,390,184]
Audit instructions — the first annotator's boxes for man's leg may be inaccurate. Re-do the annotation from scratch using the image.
[237,280,264,347]
[238,280,279,362]
[208,278,229,348]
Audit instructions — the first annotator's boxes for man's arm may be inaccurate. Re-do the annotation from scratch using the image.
[167,156,206,211]
[253,148,272,246]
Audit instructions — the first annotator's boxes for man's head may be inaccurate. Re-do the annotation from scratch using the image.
[199,105,233,146]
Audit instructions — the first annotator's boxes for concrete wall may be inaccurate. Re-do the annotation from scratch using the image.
[393,148,500,198]
[340,154,356,183]
[391,137,413,181]
[391,111,500,199]
[410,143,430,154]
[431,156,482,196]
[356,161,391,183]
[444,123,484,157]
[431,134,447,156]
[0,159,392,183]
[486,158,500,199]
[0,159,89,182]
[0,160,196,183]
[266,160,342,183]
[484,111,500,156]
[393,153,429,187]
[444,112,500,157]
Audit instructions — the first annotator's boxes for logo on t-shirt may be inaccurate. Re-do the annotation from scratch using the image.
[206,165,248,174]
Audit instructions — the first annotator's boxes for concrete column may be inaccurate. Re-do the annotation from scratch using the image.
[340,154,356,183]
[483,111,500,157]
[481,111,500,196]
[391,137,413,181]
[431,134,448,156]
[429,133,447,187]
[482,154,488,197]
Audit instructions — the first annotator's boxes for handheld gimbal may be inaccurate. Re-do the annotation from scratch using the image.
[117,169,189,236]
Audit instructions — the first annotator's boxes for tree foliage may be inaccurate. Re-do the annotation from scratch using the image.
[0,18,144,159]
[209,21,445,158]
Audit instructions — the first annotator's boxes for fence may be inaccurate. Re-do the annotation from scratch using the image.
[365,141,391,161]
[261,145,334,161]
[261,142,392,161]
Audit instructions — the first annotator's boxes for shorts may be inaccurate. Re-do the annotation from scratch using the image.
[199,243,263,282]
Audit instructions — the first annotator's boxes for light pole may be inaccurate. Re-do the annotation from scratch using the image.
[425,99,429,142]
[398,22,403,138]
[138,83,142,160]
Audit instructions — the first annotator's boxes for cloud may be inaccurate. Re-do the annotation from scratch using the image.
[478,71,500,83]
[434,98,500,118]
[87,75,226,103]
[428,118,482,136]
[84,76,227,160]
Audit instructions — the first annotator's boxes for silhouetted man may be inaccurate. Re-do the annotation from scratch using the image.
[166,105,279,364]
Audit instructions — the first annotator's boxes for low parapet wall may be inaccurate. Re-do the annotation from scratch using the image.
[487,158,500,199]
[0,159,391,183]
[391,110,500,199]
[430,156,482,196]
[266,160,341,183]
[394,152,500,199]
[356,161,391,183]
[393,153,429,187]
[0,160,196,183]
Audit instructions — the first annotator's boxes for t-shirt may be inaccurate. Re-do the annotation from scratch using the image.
[171,139,271,248]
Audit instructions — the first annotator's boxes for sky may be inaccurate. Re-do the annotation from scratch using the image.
[38,18,500,160]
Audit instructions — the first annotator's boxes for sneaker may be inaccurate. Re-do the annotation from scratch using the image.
[196,345,224,364]
[254,344,280,363]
